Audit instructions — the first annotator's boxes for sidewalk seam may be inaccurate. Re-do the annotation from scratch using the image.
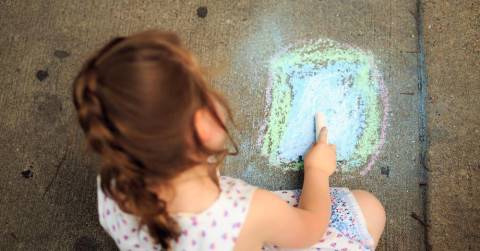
[416,0,430,250]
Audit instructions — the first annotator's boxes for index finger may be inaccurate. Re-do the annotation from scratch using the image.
[318,127,328,144]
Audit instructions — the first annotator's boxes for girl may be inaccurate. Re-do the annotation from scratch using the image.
[72,30,385,250]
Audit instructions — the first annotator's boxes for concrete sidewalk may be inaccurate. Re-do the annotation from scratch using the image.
[422,0,480,250]
[0,0,477,250]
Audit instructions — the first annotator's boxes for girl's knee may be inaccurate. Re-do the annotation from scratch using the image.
[351,190,386,247]
[352,190,385,212]
[351,190,385,218]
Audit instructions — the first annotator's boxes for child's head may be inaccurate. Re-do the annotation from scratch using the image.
[72,30,236,248]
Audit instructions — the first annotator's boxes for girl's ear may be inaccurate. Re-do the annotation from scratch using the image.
[194,108,212,143]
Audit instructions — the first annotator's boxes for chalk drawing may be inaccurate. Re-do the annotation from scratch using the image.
[257,39,389,176]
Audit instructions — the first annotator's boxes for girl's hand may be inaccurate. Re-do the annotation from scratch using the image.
[304,127,337,176]
[238,127,336,249]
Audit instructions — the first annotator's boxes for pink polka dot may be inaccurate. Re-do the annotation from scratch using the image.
[190,216,198,226]
[131,228,136,233]
[106,209,110,215]
[124,235,129,240]
[143,236,149,242]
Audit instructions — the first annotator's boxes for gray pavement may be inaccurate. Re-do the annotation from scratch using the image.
[422,0,480,250]
[0,0,477,250]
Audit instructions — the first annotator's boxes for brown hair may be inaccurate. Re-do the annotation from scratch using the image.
[72,30,238,249]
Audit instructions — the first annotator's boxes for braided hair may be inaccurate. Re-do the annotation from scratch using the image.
[72,30,238,249]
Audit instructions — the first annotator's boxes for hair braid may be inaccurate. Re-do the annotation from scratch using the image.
[72,42,180,248]
[72,31,240,249]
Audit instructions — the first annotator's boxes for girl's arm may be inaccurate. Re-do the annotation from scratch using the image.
[235,127,336,250]
[296,126,337,240]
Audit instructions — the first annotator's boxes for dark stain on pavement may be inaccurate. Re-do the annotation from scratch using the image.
[53,50,70,59]
[36,70,49,81]
[74,236,98,251]
[380,166,390,177]
[21,170,33,179]
[297,155,303,162]
[197,7,207,18]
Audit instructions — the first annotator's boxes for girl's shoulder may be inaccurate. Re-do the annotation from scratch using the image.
[218,175,254,187]
[218,176,257,199]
